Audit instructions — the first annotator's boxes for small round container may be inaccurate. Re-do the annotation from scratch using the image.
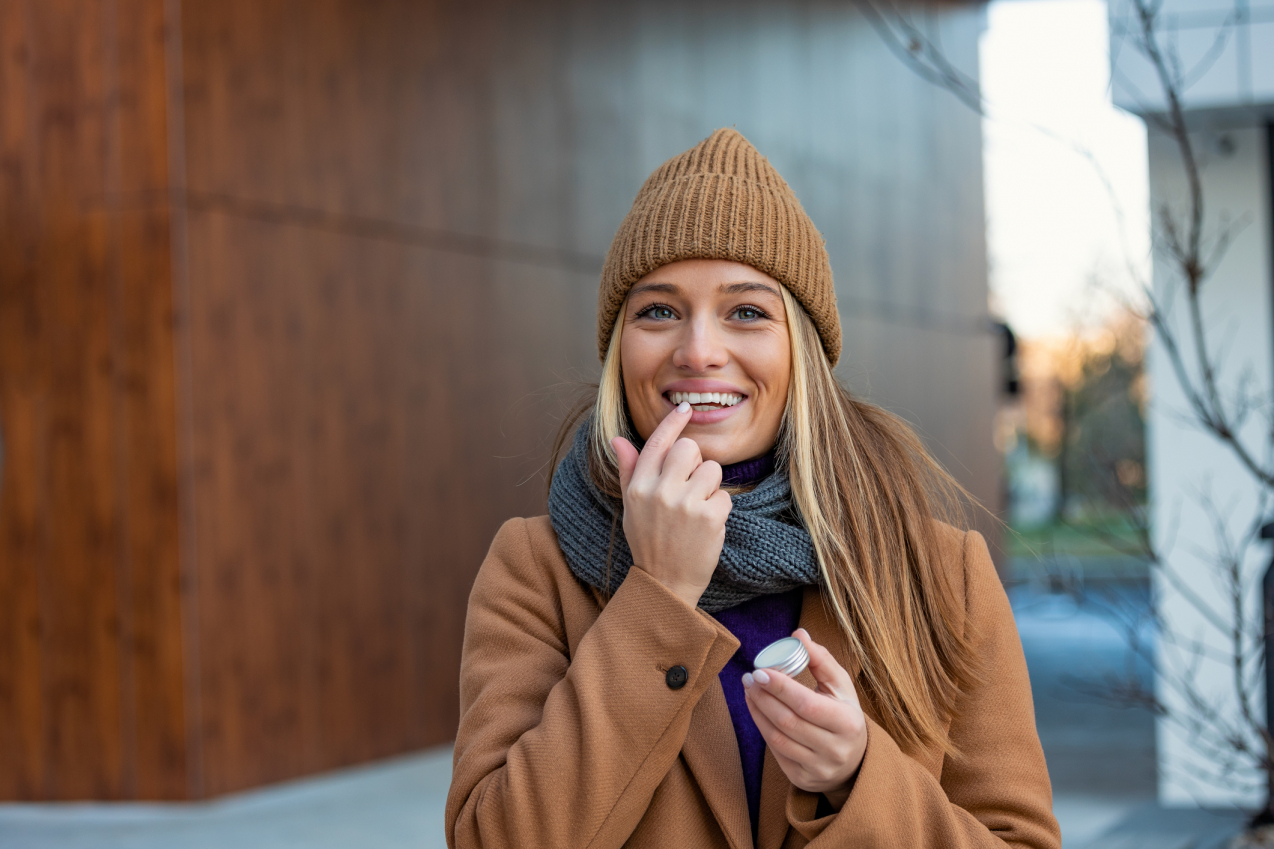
[753,637,810,677]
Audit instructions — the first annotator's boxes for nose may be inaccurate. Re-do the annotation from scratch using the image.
[672,315,728,372]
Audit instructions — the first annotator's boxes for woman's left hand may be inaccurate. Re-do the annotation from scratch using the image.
[742,628,867,811]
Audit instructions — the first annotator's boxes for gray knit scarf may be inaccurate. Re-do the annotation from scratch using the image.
[548,419,821,612]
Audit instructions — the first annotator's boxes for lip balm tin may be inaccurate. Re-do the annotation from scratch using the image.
[753,637,810,677]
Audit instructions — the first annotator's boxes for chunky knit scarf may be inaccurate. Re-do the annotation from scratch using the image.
[548,420,821,612]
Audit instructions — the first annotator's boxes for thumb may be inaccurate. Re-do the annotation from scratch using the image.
[612,436,639,493]
[795,628,859,705]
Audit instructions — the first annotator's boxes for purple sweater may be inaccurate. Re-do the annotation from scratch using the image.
[713,454,805,837]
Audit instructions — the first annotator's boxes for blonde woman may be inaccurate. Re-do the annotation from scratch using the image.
[445,129,1060,849]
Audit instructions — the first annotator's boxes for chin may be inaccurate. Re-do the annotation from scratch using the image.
[688,435,749,465]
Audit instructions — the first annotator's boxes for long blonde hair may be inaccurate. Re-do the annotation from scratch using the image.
[550,288,982,757]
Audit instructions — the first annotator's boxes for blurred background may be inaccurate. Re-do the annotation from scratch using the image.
[0,0,1270,847]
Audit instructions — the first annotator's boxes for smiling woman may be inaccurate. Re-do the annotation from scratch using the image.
[445,129,1061,849]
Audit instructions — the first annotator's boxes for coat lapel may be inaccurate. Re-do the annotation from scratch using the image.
[681,676,755,849]
[756,585,862,849]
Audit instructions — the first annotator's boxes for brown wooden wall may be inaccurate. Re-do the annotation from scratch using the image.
[0,0,188,798]
[0,0,997,799]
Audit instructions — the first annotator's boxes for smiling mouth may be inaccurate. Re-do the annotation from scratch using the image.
[665,391,745,412]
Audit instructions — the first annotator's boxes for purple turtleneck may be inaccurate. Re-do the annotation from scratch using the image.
[713,452,805,838]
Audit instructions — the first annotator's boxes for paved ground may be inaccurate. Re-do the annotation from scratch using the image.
[1084,804,1247,849]
[0,571,1240,849]
[1012,571,1248,848]
[0,748,452,849]
[1010,578,1160,847]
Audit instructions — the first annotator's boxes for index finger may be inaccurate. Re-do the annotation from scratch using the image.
[632,401,693,481]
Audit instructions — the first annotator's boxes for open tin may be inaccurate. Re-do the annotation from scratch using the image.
[753,636,810,677]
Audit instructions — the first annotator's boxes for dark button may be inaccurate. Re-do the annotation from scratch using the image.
[665,665,688,690]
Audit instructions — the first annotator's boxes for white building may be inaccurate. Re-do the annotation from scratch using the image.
[1111,0,1274,807]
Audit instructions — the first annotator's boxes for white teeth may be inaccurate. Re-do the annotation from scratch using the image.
[669,391,743,407]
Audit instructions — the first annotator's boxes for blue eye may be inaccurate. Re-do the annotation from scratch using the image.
[637,304,676,320]
[735,306,766,321]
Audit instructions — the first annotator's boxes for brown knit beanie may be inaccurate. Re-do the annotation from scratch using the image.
[597,128,841,365]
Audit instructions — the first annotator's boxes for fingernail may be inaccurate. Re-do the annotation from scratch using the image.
[742,672,754,689]
[753,669,771,685]
[796,628,810,639]
[677,401,690,413]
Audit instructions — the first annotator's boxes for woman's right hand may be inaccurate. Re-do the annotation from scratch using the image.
[611,402,734,609]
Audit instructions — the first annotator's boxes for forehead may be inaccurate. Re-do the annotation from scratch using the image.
[629,260,784,300]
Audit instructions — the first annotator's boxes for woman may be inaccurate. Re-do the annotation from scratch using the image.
[445,129,1060,849]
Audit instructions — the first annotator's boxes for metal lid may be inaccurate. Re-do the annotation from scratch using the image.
[753,637,810,677]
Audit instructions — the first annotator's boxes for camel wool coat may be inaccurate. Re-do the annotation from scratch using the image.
[445,516,1061,849]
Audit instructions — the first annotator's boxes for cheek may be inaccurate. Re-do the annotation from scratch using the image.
[767,354,791,398]
[620,335,659,394]
[747,338,792,415]
[619,333,668,432]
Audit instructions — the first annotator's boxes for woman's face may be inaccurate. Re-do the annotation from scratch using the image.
[620,259,792,466]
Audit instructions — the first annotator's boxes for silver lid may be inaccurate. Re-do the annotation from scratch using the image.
[753,637,810,677]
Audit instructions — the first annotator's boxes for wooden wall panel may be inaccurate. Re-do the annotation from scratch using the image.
[28,0,129,800]
[0,0,187,800]
[0,0,49,800]
[112,0,190,800]
[180,209,596,794]
[173,0,590,794]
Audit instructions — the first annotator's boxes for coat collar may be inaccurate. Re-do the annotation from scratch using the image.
[683,584,859,849]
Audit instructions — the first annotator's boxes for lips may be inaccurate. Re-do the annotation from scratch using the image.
[655,384,750,426]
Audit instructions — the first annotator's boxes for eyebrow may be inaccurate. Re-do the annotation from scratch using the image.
[721,281,781,297]
[628,280,782,299]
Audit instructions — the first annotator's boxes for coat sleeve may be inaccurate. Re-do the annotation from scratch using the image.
[786,529,1061,849]
[445,518,741,849]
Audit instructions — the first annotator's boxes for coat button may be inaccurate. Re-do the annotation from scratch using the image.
[666,665,688,690]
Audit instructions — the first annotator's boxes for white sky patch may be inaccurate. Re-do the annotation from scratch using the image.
[981,0,1150,340]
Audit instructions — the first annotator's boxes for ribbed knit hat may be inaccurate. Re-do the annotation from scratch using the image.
[598,128,841,365]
